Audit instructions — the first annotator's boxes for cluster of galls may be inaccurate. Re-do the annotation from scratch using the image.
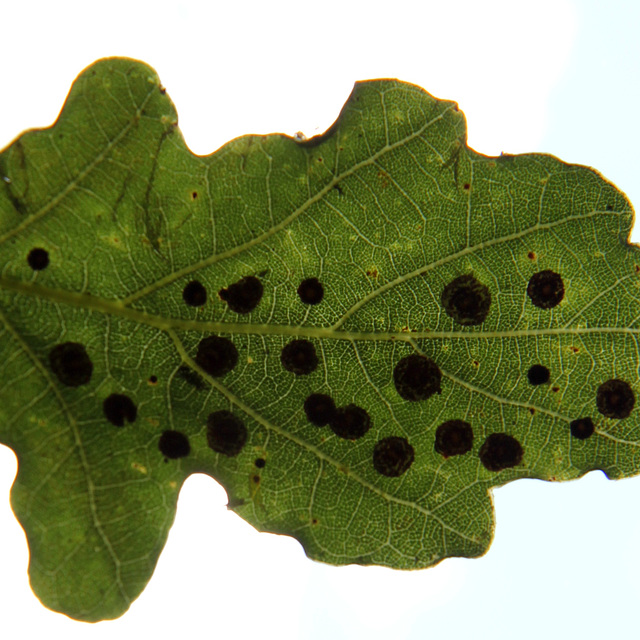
[39,248,635,479]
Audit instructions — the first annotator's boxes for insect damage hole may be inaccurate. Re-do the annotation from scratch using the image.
[372,436,414,477]
[393,354,441,401]
[219,275,263,314]
[441,274,491,325]
[159,430,190,459]
[435,420,473,457]
[479,433,523,471]
[596,379,635,419]
[195,336,238,377]
[103,393,137,427]
[27,247,49,270]
[527,270,564,309]
[49,342,93,387]
[207,410,247,457]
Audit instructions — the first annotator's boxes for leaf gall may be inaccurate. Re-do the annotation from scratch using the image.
[596,379,635,419]
[303,393,336,426]
[207,410,247,457]
[570,417,595,440]
[527,364,550,386]
[393,354,441,401]
[27,247,49,270]
[330,404,371,440]
[527,270,564,309]
[435,420,473,457]
[195,336,238,377]
[219,275,263,314]
[49,342,93,387]
[479,433,523,471]
[182,280,207,307]
[281,339,318,375]
[297,277,324,304]
[159,430,190,459]
[373,436,414,477]
[103,393,137,427]
[441,274,491,325]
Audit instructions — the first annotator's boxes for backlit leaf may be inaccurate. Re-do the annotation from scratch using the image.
[0,57,638,621]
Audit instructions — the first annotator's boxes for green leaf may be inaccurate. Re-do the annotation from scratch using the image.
[0,57,638,622]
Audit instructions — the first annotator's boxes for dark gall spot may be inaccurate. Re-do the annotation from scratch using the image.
[373,436,414,477]
[606,204,613,211]
[570,417,595,440]
[49,342,93,387]
[254,458,266,468]
[27,247,49,270]
[330,404,371,440]
[177,365,207,390]
[393,354,441,401]
[435,420,473,458]
[441,274,491,325]
[479,433,523,471]
[195,336,238,377]
[304,393,336,426]
[281,339,318,375]
[219,275,263,314]
[148,375,158,385]
[552,386,560,393]
[297,277,324,305]
[159,430,190,459]
[527,251,536,260]
[182,280,207,307]
[463,183,470,190]
[207,410,247,457]
[191,191,198,200]
[527,364,550,386]
[596,379,635,419]
[527,270,564,309]
[103,393,137,427]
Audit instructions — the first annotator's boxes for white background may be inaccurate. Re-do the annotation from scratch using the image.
[1,1,639,638]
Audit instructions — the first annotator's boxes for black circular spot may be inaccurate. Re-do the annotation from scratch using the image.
[219,275,263,314]
[596,379,635,419]
[479,433,523,471]
[329,404,371,440]
[372,436,414,477]
[527,364,550,385]
[159,430,190,459]
[435,420,473,457]
[49,342,93,387]
[207,410,247,457]
[195,336,238,377]
[148,375,158,384]
[527,270,564,309]
[103,393,137,427]
[281,339,318,375]
[570,417,595,439]
[304,393,336,426]
[254,458,266,468]
[27,247,49,270]
[298,277,324,305]
[182,280,207,307]
[441,274,491,325]
[393,354,441,401]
